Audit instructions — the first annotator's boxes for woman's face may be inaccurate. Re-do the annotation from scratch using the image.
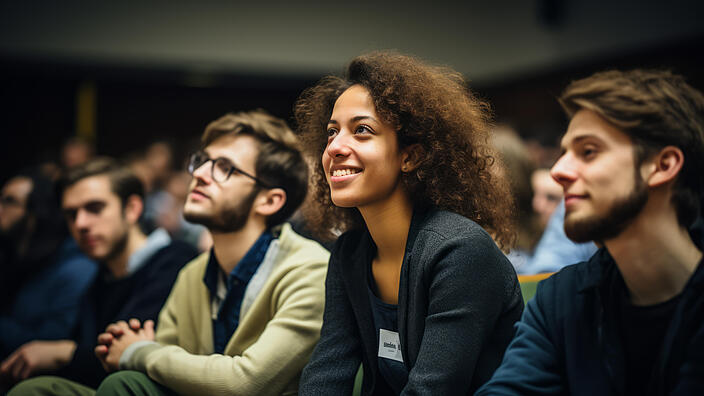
[322,85,407,209]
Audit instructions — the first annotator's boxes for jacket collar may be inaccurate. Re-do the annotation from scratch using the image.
[576,245,704,293]
[575,247,612,293]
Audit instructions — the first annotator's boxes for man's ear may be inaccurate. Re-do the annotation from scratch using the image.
[124,195,144,224]
[253,188,287,218]
[400,144,426,172]
[645,145,684,188]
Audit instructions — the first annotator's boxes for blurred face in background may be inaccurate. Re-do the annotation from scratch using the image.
[145,142,174,185]
[61,140,94,169]
[62,175,137,261]
[0,177,32,234]
[531,169,563,228]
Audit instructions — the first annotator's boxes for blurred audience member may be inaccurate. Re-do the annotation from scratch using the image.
[492,126,543,270]
[0,170,96,362]
[1,158,197,389]
[126,155,155,196]
[154,171,210,251]
[531,168,563,229]
[143,141,174,191]
[479,69,704,395]
[130,141,178,235]
[61,137,95,170]
[521,200,597,274]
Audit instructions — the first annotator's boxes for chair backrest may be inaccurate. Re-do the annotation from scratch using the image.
[353,364,363,396]
[517,273,554,305]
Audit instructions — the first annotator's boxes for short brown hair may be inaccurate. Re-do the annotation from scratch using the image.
[560,69,704,227]
[57,157,144,207]
[295,51,515,249]
[201,110,307,227]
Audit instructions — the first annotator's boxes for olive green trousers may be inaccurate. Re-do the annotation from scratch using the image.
[7,372,175,396]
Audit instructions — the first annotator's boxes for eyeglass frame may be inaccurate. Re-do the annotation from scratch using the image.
[186,151,275,189]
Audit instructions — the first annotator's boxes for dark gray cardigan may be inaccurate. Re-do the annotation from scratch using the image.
[300,209,524,395]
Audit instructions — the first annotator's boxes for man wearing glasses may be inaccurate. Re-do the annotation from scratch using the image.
[9,110,330,396]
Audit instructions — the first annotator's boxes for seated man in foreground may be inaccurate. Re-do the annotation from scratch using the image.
[477,70,704,395]
[3,158,196,389]
[9,111,330,396]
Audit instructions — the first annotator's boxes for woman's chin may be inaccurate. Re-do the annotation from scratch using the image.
[330,194,360,208]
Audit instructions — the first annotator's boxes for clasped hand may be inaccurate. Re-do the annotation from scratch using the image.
[0,340,76,383]
[95,318,155,373]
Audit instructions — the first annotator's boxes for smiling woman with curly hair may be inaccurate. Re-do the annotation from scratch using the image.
[296,51,523,395]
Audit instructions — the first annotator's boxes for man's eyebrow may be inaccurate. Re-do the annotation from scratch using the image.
[560,134,602,150]
[62,200,105,211]
[571,135,597,144]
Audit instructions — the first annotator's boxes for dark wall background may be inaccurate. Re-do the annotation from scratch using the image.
[1,1,703,181]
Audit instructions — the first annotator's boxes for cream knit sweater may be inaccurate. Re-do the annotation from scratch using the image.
[123,223,329,396]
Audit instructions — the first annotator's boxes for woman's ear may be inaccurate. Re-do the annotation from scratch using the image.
[400,144,425,172]
[645,145,684,188]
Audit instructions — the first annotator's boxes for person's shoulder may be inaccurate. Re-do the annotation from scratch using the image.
[413,210,499,259]
[178,250,210,274]
[533,251,603,310]
[535,264,580,298]
[276,223,331,267]
[417,209,491,241]
[142,240,199,276]
[153,240,199,264]
[159,239,199,257]
[333,227,366,253]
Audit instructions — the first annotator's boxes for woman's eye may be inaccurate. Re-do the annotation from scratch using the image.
[355,125,372,135]
[582,147,597,158]
[326,127,338,137]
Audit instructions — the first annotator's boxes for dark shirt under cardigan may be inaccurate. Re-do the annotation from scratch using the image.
[203,230,273,354]
[299,209,524,395]
[57,240,197,388]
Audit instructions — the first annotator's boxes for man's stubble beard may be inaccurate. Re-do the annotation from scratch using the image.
[100,222,130,263]
[564,171,648,244]
[184,188,259,234]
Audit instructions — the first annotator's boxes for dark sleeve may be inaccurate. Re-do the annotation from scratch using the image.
[671,320,704,395]
[299,243,362,395]
[475,281,565,395]
[56,342,108,388]
[58,243,196,388]
[0,255,96,358]
[402,231,523,395]
[114,242,195,325]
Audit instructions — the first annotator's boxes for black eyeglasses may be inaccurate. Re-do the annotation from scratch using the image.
[187,152,273,187]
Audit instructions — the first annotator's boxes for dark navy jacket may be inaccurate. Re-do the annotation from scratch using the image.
[477,248,704,396]
[0,238,96,360]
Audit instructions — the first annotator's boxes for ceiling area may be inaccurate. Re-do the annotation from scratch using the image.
[2,0,703,84]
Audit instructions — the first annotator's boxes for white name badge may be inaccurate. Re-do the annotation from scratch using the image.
[378,329,404,363]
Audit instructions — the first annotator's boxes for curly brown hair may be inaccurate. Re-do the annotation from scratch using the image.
[295,51,515,249]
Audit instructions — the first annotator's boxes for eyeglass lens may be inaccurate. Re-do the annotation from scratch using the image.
[188,153,235,183]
